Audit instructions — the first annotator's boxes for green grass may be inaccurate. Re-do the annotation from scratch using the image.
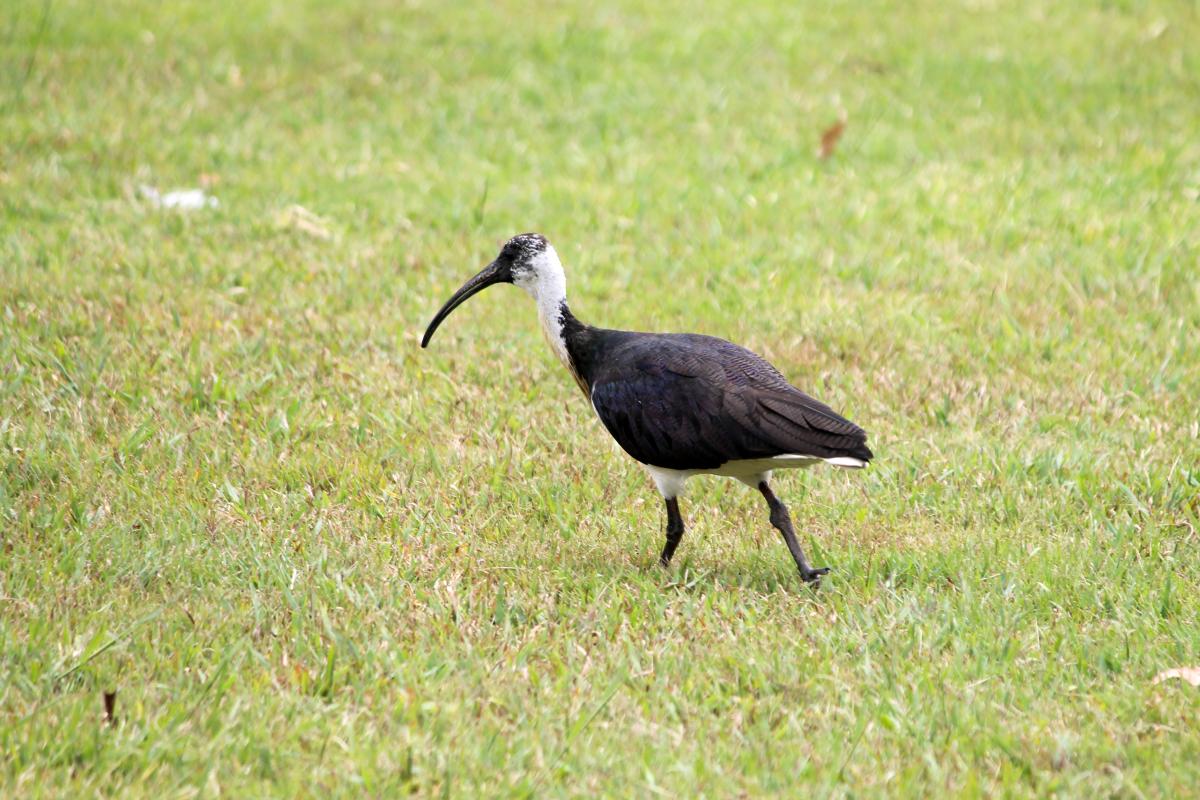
[3,0,1200,795]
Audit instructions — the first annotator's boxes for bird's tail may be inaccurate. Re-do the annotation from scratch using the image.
[824,456,869,469]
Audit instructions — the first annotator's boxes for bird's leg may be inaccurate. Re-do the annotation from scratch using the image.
[758,481,830,583]
[659,497,685,566]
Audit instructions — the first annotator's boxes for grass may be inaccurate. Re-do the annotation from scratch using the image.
[3,0,1200,795]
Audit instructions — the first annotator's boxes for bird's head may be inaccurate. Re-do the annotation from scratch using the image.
[421,233,565,347]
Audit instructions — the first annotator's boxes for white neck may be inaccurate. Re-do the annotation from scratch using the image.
[516,246,572,371]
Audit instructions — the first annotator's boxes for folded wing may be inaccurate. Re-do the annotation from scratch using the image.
[588,334,872,471]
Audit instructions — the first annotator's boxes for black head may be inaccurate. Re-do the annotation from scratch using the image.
[420,233,553,348]
[499,232,548,262]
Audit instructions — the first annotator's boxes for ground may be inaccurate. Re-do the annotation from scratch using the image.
[2,0,1199,796]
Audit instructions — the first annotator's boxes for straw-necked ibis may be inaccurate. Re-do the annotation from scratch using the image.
[421,233,872,583]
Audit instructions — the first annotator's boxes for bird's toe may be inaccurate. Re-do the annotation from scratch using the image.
[801,566,831,583]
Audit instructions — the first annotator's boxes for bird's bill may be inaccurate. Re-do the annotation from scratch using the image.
[420,259,512,348]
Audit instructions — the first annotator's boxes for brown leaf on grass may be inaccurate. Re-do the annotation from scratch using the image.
[818,116,847,160]
[1152,667,1200,687]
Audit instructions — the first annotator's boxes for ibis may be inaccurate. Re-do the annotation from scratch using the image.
[421,233,872,583]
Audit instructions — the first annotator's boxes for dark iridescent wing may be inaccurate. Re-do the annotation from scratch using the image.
[588,334,871,470]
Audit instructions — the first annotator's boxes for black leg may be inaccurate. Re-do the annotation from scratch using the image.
[758,481,829,583]
[659,497,685,566]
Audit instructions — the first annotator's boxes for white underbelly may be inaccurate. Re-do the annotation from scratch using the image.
[644,454,865,499]
[706,454,823,477]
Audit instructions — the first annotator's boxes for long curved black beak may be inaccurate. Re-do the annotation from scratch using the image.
[420,259,512,348]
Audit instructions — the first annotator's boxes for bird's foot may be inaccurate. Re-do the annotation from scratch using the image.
[800,566,831,584]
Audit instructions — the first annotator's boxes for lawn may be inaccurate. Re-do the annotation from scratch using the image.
[3,0,1199,795]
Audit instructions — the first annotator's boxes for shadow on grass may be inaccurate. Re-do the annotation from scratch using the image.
[528,535,975,602]
[533,545,847,599]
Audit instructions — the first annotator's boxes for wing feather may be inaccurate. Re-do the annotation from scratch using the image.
[587,333,872,470]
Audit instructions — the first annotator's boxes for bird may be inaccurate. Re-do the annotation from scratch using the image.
[421,233,872,583]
